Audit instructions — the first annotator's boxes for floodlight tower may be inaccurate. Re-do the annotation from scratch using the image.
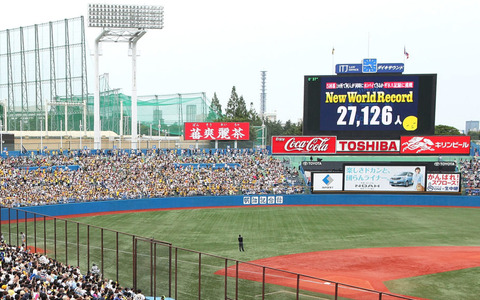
[260,71,267,149]
[260,71,267,119]
[88,4,164,150]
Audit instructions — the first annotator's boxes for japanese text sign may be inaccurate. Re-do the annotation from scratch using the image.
[184,122,250,140]
[400,136,470,154]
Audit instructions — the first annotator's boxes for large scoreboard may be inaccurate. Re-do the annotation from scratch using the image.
[303,74,437,138]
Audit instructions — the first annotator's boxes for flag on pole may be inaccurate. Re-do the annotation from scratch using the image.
[404,46,409,59]
[332,47,335,55]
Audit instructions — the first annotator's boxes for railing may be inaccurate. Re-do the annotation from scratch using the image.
[0,207,414,300]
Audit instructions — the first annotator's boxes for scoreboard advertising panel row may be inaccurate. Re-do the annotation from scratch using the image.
[303,74,437,138]
[312,167,461,194]
[271,136,471,155]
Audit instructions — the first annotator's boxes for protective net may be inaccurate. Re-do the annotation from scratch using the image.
[53,91,220,136]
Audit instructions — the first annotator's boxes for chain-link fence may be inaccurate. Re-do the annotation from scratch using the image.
[0,207,414,300]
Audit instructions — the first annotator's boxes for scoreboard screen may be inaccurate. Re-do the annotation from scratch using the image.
[303,74,437,138]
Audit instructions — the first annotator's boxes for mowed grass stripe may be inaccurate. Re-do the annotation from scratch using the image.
[70,206,480,258]
[66,205,480,299]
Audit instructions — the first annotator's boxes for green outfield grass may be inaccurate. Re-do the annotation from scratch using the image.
[7,205,480,299]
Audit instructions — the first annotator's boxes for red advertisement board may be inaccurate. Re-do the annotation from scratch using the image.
[336,140,400,154]
[271,136,337,154]
[184,122,250,140]
[400,136,471,154]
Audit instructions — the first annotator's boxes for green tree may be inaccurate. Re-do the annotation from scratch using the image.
[237,96,248,120]
[225,86,239,119]
[467,130,480,140]
[207,92,222,121]
[248,102,262,126]
[265,119,284,143]
[435,125,462,135]
[225,86,249,121]
[283,120,302,136]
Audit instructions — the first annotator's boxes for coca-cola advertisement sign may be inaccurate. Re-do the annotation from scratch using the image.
[271,136,337,154]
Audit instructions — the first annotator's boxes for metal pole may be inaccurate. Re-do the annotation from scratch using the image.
[120,101,123,149]
[262,123,266,149]
[138,120,141,149]
[198,253,202,300]
[60,120,63,149]
[45,101,48,136]
[94,38,101,149]
[80,121,83,150]
[54,218,57,259]
[224,259,228,300]
[262,267,265,300]
[40,119,43,152]
[64,104,68,138]
[20,122,23,153]
[83,99,87,136]
[149,123,152,149]
[131,41,138,150]
[158,122,161,150]
[3,99,7,132]
[65,220,68,265]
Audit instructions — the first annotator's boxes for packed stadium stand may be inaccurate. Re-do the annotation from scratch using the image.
[0,239,150,300]
[0,149,304,208]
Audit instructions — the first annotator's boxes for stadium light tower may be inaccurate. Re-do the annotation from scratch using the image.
[88,4,164,150]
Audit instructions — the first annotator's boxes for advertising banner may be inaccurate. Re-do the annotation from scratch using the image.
[184,122,249,140]
[336,63,404,74]
[336,139,400,154]
[312,173,344,192]
[400,136,471,154]
[242,196,284,205]
[426,173,461,193]
[344,165,426,192]
[271,136,337,154]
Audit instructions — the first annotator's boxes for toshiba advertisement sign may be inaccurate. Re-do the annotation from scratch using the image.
[336,140,400,154]
[271,136,336,154]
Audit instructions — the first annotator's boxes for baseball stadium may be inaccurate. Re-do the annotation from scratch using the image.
[1,4,480,300]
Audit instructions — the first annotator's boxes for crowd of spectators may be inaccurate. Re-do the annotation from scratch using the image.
[458,157,480,195]
[0,149,304,208]
[0,239,151,300]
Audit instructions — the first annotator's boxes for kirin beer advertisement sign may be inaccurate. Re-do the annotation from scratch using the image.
[271,136,337,154]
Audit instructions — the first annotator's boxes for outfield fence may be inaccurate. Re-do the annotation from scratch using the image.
[0,207,414,300]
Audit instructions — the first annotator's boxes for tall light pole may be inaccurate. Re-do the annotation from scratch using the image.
[60,120,63,149]
[40,119,43,153]
[79,121,83,150]
[88,4,164,150]
[158,122,161,150]
[149,123,152,149]
[20,122,23,153]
